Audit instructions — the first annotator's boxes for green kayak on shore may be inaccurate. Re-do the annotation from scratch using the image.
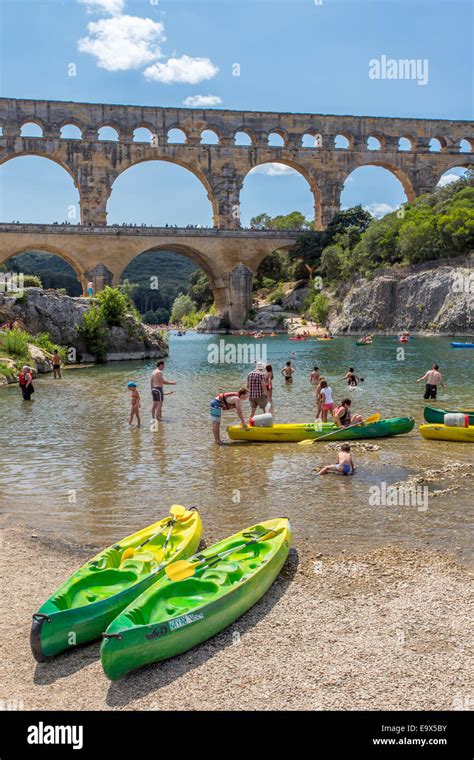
[424,406,474,425]
[227,416,415,442]
[30,507,202,662]
[101,517,292,680]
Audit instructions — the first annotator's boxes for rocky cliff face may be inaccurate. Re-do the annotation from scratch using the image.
[0,288,168,361]
[328,266,474,334]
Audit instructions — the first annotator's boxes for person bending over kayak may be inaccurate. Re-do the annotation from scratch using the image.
[334,398,363,428]
[319,380,335,422]
[417,364,446,400]
[151,360,176,421]
[210,388,249,445]
[315,443,354,476]
[281,360,295,384]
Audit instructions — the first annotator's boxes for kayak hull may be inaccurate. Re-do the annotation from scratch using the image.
[101,518,292,680]
[420,424,474,442]
[30,510,202,661]
[227,417,415,442]
[423,406,474,425]
[451,342,474,348]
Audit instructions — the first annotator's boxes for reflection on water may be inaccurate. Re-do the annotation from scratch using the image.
[0,334,472,563]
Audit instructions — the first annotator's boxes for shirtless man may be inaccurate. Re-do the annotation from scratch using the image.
[151,360,176,421]
[417,364,446,400]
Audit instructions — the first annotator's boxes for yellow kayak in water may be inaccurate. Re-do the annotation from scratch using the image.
[419,424,474,442]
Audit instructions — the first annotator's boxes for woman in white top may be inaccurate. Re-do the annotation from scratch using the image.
[319,380,335,422]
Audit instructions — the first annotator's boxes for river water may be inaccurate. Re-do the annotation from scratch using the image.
[1,334,473,564]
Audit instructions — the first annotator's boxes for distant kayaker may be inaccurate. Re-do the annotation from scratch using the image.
[315,443,354,476]
[246,362,268,417]
[127,381,141,428]
[19,365,34,401]
[417,364,446,400]
[52,349,62,379]
[151,360,176,421]
[310,366,321,386]
[319,379,335,422]
[210,388,249,444]
[281,360,295,384]
[334,398,363,428]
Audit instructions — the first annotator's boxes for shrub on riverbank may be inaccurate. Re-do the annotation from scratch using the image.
[78,304,108,362]
[0,328,30,361]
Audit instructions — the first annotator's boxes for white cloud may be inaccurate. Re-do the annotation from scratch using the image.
[249,163,296,176]
[78,0,125,15]
[363,202,397,218]
[183,94,222,108]
[144,55,218,84]
[78,15,165,71]
[437,172,464,187]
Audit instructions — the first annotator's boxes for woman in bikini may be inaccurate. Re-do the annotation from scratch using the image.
[264,364,274,407]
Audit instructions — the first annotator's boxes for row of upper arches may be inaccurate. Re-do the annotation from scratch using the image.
[2,120,472,153]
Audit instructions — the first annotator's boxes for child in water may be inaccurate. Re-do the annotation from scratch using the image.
[127,381,141,428]
[315,443,354,476]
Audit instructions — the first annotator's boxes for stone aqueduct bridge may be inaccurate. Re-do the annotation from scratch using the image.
[0,224,299,327]
[0,97,472,326]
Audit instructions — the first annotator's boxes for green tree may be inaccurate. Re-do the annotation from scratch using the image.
[96,286,129,326]
[188,270,213,309]
[170,293,196,322]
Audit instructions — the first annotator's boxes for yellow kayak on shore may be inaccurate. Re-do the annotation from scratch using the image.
[420,424,474,442]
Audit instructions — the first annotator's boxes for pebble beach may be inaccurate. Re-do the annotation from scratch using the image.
[1,526,472,712]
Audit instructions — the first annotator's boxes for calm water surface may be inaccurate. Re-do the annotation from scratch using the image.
[1,334,473,563]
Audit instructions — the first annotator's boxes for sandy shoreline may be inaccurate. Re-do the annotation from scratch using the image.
[0,526,472,711]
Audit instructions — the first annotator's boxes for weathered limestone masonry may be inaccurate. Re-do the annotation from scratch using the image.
[0,97,472,326]
[0,224,298,329]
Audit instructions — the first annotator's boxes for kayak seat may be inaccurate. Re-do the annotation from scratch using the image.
[65,569,139,609]
[149,579,220,622]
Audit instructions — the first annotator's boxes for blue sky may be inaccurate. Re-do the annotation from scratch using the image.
[0,0,472,229]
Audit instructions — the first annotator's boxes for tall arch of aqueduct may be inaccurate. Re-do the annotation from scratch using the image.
[0,97,472,326]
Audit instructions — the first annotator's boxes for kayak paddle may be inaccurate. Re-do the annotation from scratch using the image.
[298,413,381,445]
[120,505,187,562]
[165,527,282,582]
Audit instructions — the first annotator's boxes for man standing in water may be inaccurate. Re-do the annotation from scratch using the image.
[417,363,446,400]
[246,361,268,417]
[151,360,176,421]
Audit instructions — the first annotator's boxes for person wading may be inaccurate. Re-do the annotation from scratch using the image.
[246,361,268,417]
[19,365,34,401]
[150,360,176,421]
